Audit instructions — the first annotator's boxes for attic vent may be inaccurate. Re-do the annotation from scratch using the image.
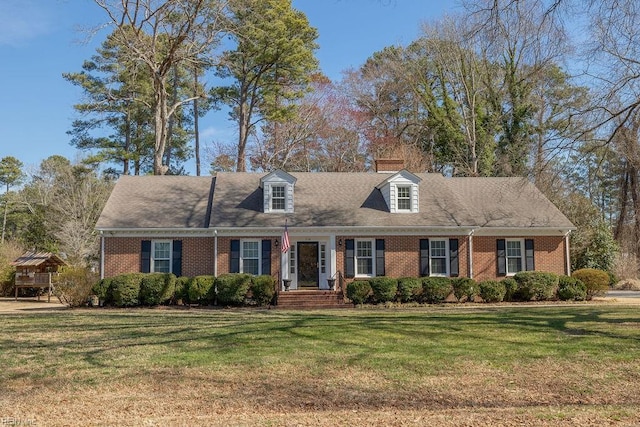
[375,158,404,173]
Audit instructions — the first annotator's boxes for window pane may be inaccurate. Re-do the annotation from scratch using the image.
[506,241,521,257]
[357,241,372,257]
[243,259,259,275]
[242,241,259,258]
[271,185,285,210]
[431,258,447,275]
[154,242,170,259]
[357,258,372,275]
[397,186,411,210]
[508,257,522,273]
[154,260,170,273]
[430,240,446,257]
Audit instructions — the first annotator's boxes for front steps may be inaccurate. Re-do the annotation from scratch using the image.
[276,290,348,309]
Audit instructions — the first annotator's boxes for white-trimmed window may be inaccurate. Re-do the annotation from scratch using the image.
[271,185,286,211]
[430,239,448,276]
[506,239,524,275]
[289,244,296,275]
[152,241,171,273]
[241,240,260,275]
[356,239,374,277]
[397,185,412,211]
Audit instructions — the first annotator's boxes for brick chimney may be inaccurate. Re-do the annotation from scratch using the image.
[374,158,404,173]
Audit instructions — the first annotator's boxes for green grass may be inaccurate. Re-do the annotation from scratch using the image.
[1,305,640,425]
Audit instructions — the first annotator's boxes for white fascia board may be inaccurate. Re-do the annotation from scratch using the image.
[213,226,475,237]
[472,227,575,237]
[96,228,211,238]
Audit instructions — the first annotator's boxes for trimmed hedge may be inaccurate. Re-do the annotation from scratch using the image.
[513,272,559,301]
[502,278,518,302]
[397,277,422,303]
[451,277,477,302]
[346,281,372,305]
[174,276,192,304]
[557,276,587,301]
[250,275,276,306]
[186,275,215,305]
[369,277,398,303]
[139,273,176,306]
[92,277,113,305]
[421,277,452,304]
[110,273,144,307]
[478,280,506,303]
[572,268,609,300]
[216,273,251,306]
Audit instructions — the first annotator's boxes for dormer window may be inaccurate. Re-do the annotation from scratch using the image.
[376,170,421,213]
[260,170,296,213]
[271,185,286,210]
[397,186,411,211]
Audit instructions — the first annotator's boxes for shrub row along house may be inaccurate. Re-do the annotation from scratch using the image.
[96,159,575,306]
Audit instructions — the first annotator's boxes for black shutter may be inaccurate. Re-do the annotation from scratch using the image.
[345,239,355,278]
[420,239,430,277]
[172,240,182,277]
[141,240,151,273]
[375,239,385,277]
[497,239,506,276]
[230,240,240,273]
[261,239,272,275]
[525,239,535,271]
[449,239,459,277]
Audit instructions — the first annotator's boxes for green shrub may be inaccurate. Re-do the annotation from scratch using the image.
[139,273,176,306]
[346,280,372,305]
[557,276,587,301]
[451,277,477,302]
[513,272,559,301]
[92,277,113,304]
[250,275,276,306]
[369,277,398,303]
[572,268,610,300]
[216,273,251,306]
[188,275,215,305]
[478,280,506,303]
[502,278,518,301]
[174,276,191,304]
[110,273,144,307]
[397,277,422,303]
[421,277,452,304]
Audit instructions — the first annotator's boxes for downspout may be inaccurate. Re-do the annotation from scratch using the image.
[214,229,218,277]
[468,229,475,279]
[100,231,105,280]
[564,231,571,276]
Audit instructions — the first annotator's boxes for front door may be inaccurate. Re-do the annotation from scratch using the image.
[297,242,319,288]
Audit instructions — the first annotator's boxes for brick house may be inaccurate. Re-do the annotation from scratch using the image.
[96,160,575,295]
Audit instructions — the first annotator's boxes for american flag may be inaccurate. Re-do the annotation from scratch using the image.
[281,222,290,253]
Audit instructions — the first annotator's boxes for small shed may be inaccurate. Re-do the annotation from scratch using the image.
[12,252,67,302]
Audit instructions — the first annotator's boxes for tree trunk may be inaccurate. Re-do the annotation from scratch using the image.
[153,75,169,175]
[236,101,249,172]
[1,185,7,244]
[194,70,201,176]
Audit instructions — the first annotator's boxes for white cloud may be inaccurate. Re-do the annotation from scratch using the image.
[0,1,52,47]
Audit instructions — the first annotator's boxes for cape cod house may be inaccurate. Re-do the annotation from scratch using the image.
[95,160,575,303]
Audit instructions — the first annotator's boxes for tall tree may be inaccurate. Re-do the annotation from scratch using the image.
[93,0,227,175]
[0,156,24,244]
[213,0,319,171]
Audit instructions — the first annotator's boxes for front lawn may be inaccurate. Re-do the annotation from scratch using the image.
[1,305,639,426]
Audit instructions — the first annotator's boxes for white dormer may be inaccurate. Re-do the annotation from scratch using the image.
[376,170,421,213]
[260,170,296,213]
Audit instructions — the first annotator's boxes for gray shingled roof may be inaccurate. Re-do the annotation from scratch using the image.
[95,172,574,230]
[95,175,214,229]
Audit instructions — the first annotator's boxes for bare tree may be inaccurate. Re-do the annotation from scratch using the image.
[93,0,228,175]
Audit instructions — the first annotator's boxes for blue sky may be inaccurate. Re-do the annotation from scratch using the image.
[0,0,457,175]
